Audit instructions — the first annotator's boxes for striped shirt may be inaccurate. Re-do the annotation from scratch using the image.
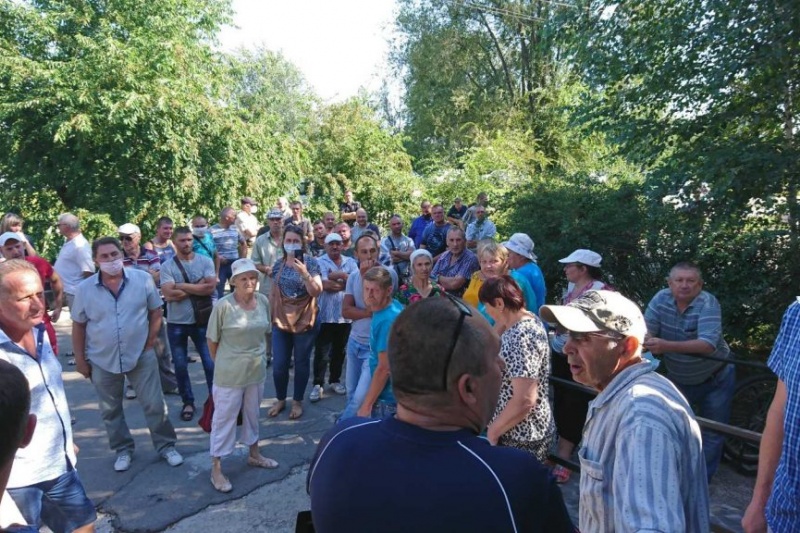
[317,254,358,324]
[210,224,244,261]
[579,360,710,532]
[123,246,160,272]
[644,289,731,385]
[765,299,800,531]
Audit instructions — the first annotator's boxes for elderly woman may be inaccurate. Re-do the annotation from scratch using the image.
[394,249,445,305]
[549,248,611,482]
[207,258,278,493]
[479,275,555,462]
[0,212,37,256]
[463,240,537,320]
[268,224,323,421]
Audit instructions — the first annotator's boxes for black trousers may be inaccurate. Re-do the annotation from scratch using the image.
[313,323,351,386]
[551,351,594,445]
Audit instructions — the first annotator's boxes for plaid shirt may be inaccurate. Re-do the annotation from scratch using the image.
[123,246,160,272]
[766,299,800,531]
[431,249,479,297]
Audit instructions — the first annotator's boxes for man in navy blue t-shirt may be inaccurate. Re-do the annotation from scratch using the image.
[308,297,575,533]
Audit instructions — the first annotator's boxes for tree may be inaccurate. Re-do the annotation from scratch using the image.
[0,0,309,239]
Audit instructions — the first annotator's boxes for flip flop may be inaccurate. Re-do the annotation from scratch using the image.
[180,404,195,421]
[210,474,232,493]
[289,401,303,420]
[267,400,285,418]
[247,456,279,469]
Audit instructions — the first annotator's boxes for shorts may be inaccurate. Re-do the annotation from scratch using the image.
[6,469,96,533]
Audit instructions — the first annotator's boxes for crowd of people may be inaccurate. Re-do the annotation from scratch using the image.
[0,190,797,532]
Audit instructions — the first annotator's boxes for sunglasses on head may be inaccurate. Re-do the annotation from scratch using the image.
[441,293,473,390]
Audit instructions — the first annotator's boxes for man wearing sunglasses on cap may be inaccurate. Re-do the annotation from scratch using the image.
[540,291,709,533]
[308,296,575,533]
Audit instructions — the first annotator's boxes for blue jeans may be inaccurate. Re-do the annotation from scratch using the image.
[370,400,397,418]
[216,261,233,299]
[7,468,96,533]
[339,337,372,421]
[272,321,320,402]
[674,363,736,481]
[167,323,214,407]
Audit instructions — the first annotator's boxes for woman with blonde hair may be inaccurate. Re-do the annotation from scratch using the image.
[463,240,536,321]
[0,212,37,256]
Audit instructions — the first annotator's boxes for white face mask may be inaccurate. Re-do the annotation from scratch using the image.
[192,226,208,237]
[99,258,124,276]
[284,243,302,253]
[250,205,258,214]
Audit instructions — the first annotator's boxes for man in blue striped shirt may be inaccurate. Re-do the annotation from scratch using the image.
[742,299,800,533]
[643,261,734,481]
[541,290,709,532]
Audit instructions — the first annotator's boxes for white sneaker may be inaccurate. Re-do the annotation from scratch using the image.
[114,453,132,472]
[162,447,184,467]
[330,382,346,395]
[309,384,323,403]
[125,387,137,399]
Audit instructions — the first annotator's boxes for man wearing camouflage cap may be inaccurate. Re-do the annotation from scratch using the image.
[540,290,709,532]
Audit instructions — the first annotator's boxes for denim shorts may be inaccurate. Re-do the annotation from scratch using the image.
[370,400,397,419]
[6,468,96,533]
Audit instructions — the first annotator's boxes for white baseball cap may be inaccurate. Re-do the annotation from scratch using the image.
[117,223,141,235]
[559,249,602,267]
[540,290,646,343]
[0,232,24,246]
[324,233,343,244]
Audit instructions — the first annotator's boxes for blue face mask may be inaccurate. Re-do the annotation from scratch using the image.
[284,243,302,253]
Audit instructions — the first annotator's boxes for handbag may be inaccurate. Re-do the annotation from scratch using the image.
[173,258,214,327]
[198,394,243,433]
[270,261,318,333]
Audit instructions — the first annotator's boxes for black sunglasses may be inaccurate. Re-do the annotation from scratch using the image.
[442,293,473,390]
[119,235,134,242]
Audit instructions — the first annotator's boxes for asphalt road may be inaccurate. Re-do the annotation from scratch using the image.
[49,312,754,532]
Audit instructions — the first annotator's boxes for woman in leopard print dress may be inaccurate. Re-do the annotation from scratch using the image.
[479,275,555,462]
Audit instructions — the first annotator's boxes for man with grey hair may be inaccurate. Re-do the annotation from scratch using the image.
[430,226,479,297]
[541,290,709,532]
[644,261,733,481]
[0,260,96,532]
[53,213,95,311]
[309,297,575,532]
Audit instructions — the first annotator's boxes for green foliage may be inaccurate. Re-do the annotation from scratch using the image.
[307,98,419,227]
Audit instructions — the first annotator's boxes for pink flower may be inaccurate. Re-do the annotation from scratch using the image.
[409,294,422,303]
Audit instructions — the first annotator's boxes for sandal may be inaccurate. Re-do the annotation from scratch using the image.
[267,400,285,418]
[289,400,303,420]
[247,456,279,469]
[552,464,571,484]
[210,473,232,493]
[180,404,195,421]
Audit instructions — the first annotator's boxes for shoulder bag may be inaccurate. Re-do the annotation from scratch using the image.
[173,258,214,327]
[269,261,318,333]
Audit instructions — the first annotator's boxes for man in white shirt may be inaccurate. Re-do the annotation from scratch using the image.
[235,197,260,255]
[0,260,96,533]
[53,213,95,311]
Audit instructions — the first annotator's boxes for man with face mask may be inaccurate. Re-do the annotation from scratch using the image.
[190,216,219,287]
[72,237,183,473]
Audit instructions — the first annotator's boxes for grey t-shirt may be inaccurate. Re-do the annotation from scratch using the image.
[160,254,216,325]
[345,265,398,344]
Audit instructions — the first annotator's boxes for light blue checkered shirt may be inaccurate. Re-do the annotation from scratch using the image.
[766,299,800,531]
[317,254,358,324]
